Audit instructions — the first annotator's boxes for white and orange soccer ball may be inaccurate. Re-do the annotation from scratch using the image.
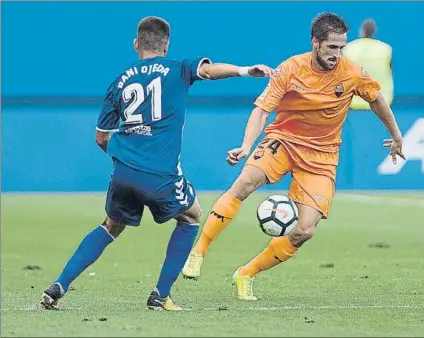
[257,195,298,237]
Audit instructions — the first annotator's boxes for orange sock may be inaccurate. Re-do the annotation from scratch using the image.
[193,191,242,256]
[239,236,298,277]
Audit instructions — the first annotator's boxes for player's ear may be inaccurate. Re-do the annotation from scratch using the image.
[311,37,320,51]
[133,38,139,53]
[164,40,169,55]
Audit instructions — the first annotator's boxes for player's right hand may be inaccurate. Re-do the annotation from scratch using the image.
[226,147,250,166]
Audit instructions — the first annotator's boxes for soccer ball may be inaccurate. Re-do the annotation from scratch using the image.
[257,195,298,237]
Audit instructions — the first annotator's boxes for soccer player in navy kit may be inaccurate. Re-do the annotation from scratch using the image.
[40,16,275,311]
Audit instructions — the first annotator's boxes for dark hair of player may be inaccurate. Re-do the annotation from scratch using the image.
[137,16,170,53]
[311,12,349,41]
[361,19,376,38]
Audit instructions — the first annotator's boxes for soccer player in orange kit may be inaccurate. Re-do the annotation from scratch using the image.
[182,12,405,300]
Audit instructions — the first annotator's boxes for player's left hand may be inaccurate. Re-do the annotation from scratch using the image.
[248,65,278,78]
[383,137,406,164]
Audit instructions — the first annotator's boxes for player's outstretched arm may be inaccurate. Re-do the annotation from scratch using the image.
[226,106,270,166]
[199,63,276,80]
[369,93,405,164]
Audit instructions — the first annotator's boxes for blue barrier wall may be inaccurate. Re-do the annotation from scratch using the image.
[2,1,424,98]
[2,103,423,192]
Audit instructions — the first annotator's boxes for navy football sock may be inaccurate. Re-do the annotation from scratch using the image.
[155,222,199,297]
[54,225,115,292]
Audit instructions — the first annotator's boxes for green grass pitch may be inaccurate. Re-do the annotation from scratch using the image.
[1,193,424,337]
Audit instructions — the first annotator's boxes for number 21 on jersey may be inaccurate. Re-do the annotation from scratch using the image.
[122,77,162,124]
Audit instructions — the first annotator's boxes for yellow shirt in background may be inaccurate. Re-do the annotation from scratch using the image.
[343,38,393,109]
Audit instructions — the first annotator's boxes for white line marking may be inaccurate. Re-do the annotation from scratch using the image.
[183,304,421,312]
[1,306,82,312]
[336,193,424,207]
[2,304,420,312]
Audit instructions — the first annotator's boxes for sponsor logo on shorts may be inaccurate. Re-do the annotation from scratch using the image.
[312,194,329,205]
[254,150,264,160]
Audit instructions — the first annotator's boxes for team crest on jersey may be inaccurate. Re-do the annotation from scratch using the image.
[334,83,344,97]
[361,67,369,78]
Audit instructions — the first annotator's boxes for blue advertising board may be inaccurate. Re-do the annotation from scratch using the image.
[2,104,423,192]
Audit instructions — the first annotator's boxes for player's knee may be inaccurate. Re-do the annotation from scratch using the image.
[176,204,202,224]
[230,166,267,201]
[188,206,202,224]
[102,216,126,238]
[231,175,256,201]
[289,223,316,247]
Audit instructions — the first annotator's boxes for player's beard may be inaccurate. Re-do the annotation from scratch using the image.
[316,50,332,71]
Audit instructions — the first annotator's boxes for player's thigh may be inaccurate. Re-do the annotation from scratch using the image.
[232,138,293,200]
[149,175,198,224]
[288,168,335,220]
[245,138,293,184]
[105,160,145,227]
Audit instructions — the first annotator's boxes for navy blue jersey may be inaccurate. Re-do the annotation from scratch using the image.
[97,56,210,176]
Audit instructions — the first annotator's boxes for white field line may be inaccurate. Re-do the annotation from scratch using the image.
[1,306,82,311]
[335,193,424,207]
[2,304,421,312]
[192,304,422,312]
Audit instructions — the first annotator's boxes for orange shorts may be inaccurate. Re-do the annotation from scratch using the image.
[245,138,338,218]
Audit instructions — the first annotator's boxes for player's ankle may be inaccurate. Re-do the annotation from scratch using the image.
[192,248,206,257]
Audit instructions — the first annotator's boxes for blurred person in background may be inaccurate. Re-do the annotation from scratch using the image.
[343,19,394,109]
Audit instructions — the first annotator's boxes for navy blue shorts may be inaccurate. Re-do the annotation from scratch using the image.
[105,160,196,225]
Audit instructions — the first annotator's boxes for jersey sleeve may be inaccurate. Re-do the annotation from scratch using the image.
[254,61,289,112]
[96,83,120,132]
[182,57,212,85]
[353,66,381,102]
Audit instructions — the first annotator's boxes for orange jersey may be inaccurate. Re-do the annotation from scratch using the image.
[254,52,380,153]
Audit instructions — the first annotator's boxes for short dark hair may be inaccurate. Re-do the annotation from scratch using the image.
[361,19,376,38]
[137,16,170,52]
[311,12,349,41]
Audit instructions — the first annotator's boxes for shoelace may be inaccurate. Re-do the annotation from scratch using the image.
[187,255,197,269]
[242,276,254,296]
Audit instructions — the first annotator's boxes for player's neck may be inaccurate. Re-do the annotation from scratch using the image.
[138,51,165,60]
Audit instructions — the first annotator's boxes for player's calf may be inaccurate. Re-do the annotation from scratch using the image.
[288,225,316,247]
[40,216,123,309]
[149,198,201,308]
[287,203,321,247]
[182,166,262,274]
[183,166,268,279]
[237,203,322,288]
